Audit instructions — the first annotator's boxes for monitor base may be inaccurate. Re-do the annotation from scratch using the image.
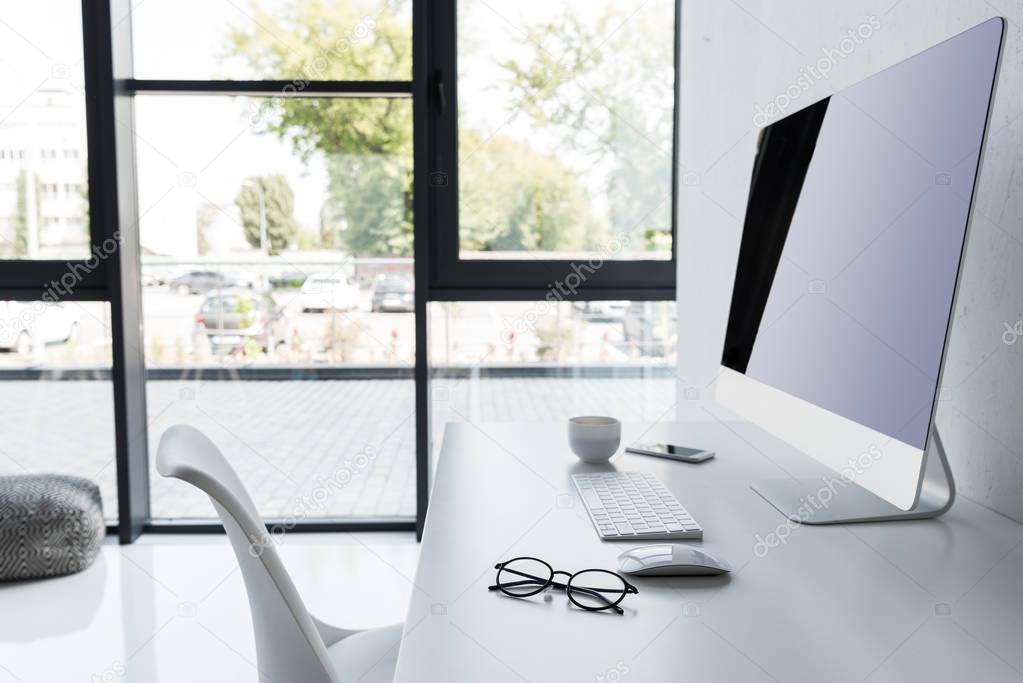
[751,428,955,524]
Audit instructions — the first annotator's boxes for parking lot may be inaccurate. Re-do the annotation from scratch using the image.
[144,286,671,367]
[143,286,418,365]
[0,274,675,368]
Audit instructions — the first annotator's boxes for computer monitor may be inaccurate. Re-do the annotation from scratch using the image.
[717,18,1004,523]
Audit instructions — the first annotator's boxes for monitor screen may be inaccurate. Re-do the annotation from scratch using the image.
[722,18,1002,451]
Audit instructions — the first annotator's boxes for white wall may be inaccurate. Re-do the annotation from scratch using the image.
[676,0,1023,522]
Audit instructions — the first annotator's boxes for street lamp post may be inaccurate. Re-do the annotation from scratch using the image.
[257,183,267,255]
[245,180,268,255]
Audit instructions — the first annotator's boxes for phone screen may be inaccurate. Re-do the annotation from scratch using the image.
[644,443,704,457]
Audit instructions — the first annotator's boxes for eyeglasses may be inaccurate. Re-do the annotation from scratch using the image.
[488,556,638,614]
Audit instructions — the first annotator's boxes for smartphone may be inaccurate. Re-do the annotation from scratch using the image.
[625,443,715,463]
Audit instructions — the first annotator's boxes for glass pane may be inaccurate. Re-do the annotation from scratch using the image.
[568,569,626,610]
[429,301,676,459]
[457,0,675,260]
[497,558,552,596]
[0,300,117,520]
[0,1,90,259]
[135,95,415,520]
[132,0,412,81]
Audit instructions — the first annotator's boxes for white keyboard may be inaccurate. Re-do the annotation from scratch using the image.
[572,472,703,540]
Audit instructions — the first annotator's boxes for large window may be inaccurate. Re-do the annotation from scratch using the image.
[0,0,678,540]
[427,0,678,296]
[129,2,417,524]
[457,0,675,261]
[134,95,414,369]
[0,3,118,528]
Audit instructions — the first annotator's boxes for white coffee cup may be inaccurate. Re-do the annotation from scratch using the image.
[568,416,622,463]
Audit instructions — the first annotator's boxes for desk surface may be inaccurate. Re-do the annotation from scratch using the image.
[394,418,1023,683]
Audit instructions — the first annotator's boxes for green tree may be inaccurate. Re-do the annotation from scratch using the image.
[229,0,413,256]
[459,131,607,253]
[321,151,412,256]
[235,174,299,254]
[494,5,675,250]
[227,0,652,256]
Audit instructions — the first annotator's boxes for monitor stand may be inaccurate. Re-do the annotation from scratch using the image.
[751,427,955,524]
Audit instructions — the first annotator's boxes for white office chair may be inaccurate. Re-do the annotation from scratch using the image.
[156,424,403,683]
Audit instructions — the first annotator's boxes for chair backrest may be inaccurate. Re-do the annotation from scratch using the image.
[156,424,339,683]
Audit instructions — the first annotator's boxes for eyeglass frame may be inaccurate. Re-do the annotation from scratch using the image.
[487,556,639,614]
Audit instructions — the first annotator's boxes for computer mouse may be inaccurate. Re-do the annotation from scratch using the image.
[617,544,731,576]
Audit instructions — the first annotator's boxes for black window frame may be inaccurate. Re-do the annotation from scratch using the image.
[0,0,147,542]
[424,0,679,302]
[0,0,680,543]
[120,7,417,538]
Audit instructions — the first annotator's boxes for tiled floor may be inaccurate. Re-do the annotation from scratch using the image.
[0,533,419,683]
[0,377,675,520]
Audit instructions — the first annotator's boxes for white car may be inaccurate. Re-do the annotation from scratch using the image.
[574,301,630,320]
[0,301,80,354]
[299,273,360,313]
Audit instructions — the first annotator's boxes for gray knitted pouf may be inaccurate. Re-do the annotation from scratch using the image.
[0,474,104,581]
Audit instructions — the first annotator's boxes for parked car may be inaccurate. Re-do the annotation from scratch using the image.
[574,300,629,321]
[195,290,289,353]
[371,276,414,312]
[622,301,676,357]
[170,270,254,295]
[151,266,187,286]
[0,301,80,354]
[299,273,360,313]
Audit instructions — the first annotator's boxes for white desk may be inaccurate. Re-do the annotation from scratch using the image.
[394,418,1023,683]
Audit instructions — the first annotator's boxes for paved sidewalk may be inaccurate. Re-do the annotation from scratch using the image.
[0,377,676,520]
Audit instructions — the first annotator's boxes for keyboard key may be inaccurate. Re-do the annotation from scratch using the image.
[581,489,605,510]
